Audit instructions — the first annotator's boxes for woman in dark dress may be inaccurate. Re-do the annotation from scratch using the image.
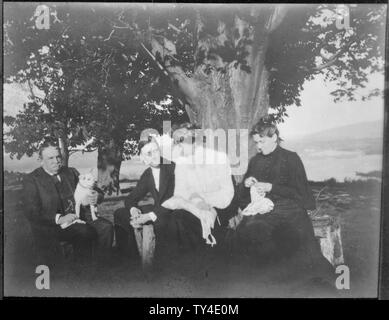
[232,119,335,290]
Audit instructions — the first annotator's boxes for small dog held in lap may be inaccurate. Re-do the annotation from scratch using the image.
[74,171,99,222]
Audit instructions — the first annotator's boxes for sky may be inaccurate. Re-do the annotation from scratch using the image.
[3,73,385,180]
[4,72,385,140]
[277,73,385,139]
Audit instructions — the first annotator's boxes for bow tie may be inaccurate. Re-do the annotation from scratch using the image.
[52,174,61,183]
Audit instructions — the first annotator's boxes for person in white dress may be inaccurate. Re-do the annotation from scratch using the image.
[162,123,236,247]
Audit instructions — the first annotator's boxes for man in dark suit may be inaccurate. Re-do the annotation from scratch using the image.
[114,138,205,267]
[23,141,114,265]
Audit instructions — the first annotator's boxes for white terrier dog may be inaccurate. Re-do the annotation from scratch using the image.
[74,170,99,222]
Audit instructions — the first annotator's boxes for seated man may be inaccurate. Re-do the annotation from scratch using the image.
[114,137,181,266]
[23,140,114,266]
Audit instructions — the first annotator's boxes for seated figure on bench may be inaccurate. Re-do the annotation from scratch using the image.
[162,123,237,253]
[233,118,335,285]
[114,136,196,267]
[114,126,238,270]
[23,139,114,266]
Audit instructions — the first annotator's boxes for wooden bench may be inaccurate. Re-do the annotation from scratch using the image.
[122,185,344,269]
[133,224,155,270]
[130,214,344,270]
[311,214,344,266]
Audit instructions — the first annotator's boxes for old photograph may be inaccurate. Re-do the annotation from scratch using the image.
[3,2,387,298]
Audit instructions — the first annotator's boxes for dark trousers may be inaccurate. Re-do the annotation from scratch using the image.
[113,208,141,261]
[31,217,113,264]
[86,218,114,252]
[113,203,239,274]
[113,208,190,260]
[114,207,206,266]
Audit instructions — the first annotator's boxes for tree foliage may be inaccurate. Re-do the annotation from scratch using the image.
[4,3,386,163]
[4,3,188,163]
[116,3,385,123]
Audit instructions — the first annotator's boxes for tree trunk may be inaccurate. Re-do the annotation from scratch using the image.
[97,139,123,196]
[150,6,287,176]
[58,136,69,167]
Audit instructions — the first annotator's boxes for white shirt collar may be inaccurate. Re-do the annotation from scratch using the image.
[151,167,160,191]
[42,167,61,181]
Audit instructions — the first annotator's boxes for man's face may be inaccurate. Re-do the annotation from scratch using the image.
[252,133,277,155]
[140,142,161,168]
[41,146,62,174]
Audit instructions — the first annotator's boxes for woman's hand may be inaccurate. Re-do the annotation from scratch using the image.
[189,192,205,202]
[190,194,211,211]
[162,196,186,210]
[195,201,211,211]
[244,177,258,188]
[254,182,272,193]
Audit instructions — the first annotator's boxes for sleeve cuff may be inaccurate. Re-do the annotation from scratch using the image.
[149,212,157,222]
[55,214,61,224]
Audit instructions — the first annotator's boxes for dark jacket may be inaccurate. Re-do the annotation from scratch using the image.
[23,166,103,227]
[23,166,80,227]
[124,159,175,218]
[239,146,316,211]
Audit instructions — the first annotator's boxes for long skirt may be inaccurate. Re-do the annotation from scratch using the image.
[230,199,335,291]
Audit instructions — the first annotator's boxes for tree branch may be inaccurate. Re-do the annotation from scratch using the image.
[168,23,182,33]
[68,137,97,156]
[267,5,289,32]
[314,39,356,71]
[27,80,37,99]
[68,147,97,156]
[148,37,197,104]
[113,25,131,29]
[104,29,115,41]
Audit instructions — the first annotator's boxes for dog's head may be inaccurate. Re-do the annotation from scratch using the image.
[79,172,97,189]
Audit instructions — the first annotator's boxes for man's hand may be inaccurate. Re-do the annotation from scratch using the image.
[189,192,205,202]
[244,177,258,188]
[57,213,77,225]
[88,190,99,205]
[130,213,152,228]
[254,182,272,193]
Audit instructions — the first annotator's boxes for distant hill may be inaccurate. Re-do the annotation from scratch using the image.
[299,120,383,142]
[283,120,384,156]
[3,120,384,177]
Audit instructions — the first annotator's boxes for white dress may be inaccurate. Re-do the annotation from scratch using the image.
[171,146,235,246]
